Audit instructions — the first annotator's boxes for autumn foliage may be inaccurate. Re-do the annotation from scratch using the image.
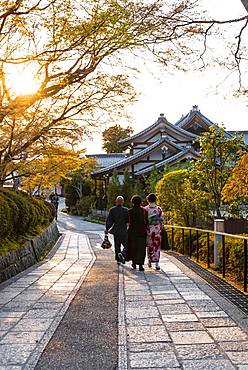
[222,154,248,202]
[102,125,133,153]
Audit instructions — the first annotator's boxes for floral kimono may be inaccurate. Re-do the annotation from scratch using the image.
[144,204,164,265]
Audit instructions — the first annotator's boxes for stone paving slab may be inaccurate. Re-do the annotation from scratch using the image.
[2,219,248,369]
[35,233,118,370]
[119,253,248,370]
[0,233,95,369]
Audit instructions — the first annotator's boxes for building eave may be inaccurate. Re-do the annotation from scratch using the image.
[135,148,200,176]
[92,137,181,177]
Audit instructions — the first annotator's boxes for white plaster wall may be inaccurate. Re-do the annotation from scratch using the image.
[133,162,154,172]
[133,147,146,154]
[150,150,163,160]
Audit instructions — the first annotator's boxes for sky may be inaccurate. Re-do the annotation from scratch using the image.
[84,0,248,153]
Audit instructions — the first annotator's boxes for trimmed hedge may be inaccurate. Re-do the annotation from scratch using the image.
[0,189,55,251]
[166,227,248,284]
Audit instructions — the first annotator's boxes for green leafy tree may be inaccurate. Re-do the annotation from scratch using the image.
[134,178,146,203]
[102,125,133,153]
[64,158,96,210]
[121,169,133,207]
[107,169,122,209]
[144,167,164,193]
[156,169,210,227]
[193,128,243,217]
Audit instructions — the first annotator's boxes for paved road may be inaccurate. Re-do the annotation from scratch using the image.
[57,199,105,234]
[0,206,105,369]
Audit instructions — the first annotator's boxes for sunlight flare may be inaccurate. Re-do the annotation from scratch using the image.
[6,64,40,96]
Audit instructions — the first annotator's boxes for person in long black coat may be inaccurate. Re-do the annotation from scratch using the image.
[126,195,148,271]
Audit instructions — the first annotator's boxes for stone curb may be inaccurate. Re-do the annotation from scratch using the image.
[0,221,60,284]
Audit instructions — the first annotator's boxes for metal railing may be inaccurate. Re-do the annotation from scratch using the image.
[165,224,248,293]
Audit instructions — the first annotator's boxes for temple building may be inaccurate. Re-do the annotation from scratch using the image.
[88,106,247,199]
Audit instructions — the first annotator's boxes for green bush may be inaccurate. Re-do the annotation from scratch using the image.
[0,193,13,239]
[64,184,79,208]
[0,188,55,254]
[76,195,96,216]
[157,169,210,227]
[1,188,34,234]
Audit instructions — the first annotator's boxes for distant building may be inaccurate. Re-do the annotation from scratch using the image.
[89,106,246,199]
[86,153,126,169]
[227,131,248,145]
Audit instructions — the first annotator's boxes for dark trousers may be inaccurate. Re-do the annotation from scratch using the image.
[114,233,128,261]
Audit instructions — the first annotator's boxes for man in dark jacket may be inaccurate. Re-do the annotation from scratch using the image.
[105,196,128,264]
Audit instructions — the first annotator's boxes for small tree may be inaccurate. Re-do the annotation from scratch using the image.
[222,153,248,203]
[64,159,97,198]
[21,148,82,195]
[64,185,80,210]
[144,167,164,193]
[193,128,242,217]
[107,169,122,209]
[134,178,146,204]
[102,125,133,153]
[63,158,96,212]
[121,169,133,207]
[156,169,210,227]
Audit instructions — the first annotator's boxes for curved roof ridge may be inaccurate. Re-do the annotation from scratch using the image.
[166,118,198,138]
[175,109,233,138]
[120,114,198,146]
[119,114,168,145]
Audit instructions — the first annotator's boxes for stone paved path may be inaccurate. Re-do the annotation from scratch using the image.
[0,233,94,369]
[35,233,119,370]
[1,206,248,369]
[119,253,248,370]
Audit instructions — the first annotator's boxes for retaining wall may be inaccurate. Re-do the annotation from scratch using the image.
[0,221,60,283]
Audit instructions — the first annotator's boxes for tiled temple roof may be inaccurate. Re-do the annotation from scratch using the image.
[119,114,197,146]
[135,147,200,176]
[175,106,232,138]
[92,137,182,176]
[86,153,126,168]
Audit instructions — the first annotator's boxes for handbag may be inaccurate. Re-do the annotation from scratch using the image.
[161,226,170,250]
[101,235,112,249]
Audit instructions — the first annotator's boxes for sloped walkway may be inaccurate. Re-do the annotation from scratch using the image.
[119,253,248,370]
[35,233,119,370]
[0,233,94,369]
[0,218,248,369]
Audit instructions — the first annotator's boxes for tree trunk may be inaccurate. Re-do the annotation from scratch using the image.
[241,0,248,13]
[216,208,222,218]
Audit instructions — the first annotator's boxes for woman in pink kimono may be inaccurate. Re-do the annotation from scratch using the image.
[145,193,164,270]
